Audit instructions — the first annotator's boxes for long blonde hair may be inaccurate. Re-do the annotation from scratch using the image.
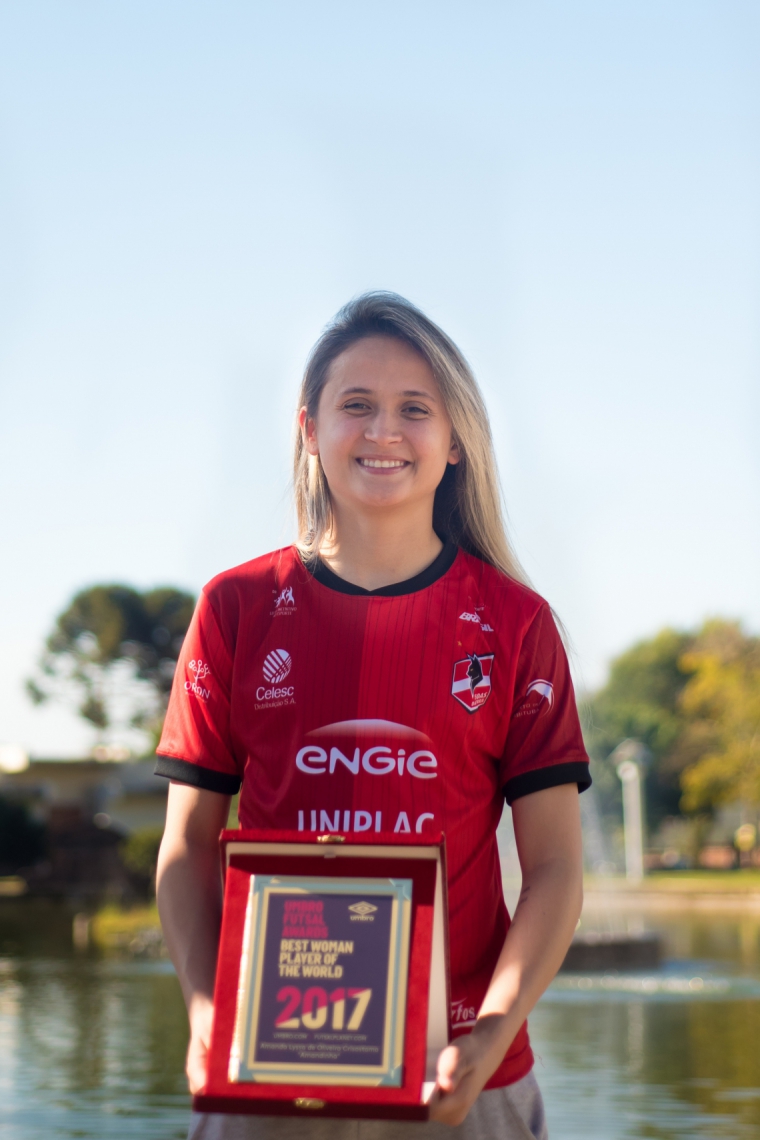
[293,292,528,584]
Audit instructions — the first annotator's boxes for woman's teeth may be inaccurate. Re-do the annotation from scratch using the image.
[358,459,407,468]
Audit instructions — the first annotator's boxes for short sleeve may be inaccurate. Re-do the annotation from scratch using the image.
[500,604,591,805]
[154,590,241,795]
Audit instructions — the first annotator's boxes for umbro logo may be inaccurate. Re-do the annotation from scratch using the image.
[349,901,377,922]
[348,901,377,915]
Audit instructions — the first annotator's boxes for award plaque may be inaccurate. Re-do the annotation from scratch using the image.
[195,829,450,1120]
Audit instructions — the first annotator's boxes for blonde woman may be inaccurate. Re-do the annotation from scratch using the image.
[156,293,590,1140]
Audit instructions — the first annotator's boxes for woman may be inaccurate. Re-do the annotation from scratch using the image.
[155,292,590,1140]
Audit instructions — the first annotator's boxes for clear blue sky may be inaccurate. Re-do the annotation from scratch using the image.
[1,1,758,756]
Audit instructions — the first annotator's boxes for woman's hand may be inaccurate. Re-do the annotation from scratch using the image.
[186,994,215,1094]
[428,1014,512,1126]
[430,784,584,1126]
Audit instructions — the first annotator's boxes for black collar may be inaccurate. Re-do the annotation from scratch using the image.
[309,540,458,597]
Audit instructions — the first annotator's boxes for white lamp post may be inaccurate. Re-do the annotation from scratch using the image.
[612,740,649,883]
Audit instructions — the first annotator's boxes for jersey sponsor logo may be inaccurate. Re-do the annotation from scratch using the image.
[514,678,555,719]
[297,808,436,834]
[526,678,554,706]
[295,744,438,779]
[262,648,292,683]
[295,719,438,779]
[272,586,296,615]
[458,611,493,632]
[256,650,295,706]
[451,998,477,1027]
[451,653,494,712]
[184,659,211,701]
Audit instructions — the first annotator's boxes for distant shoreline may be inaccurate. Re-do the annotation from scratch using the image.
[581,871,760,912]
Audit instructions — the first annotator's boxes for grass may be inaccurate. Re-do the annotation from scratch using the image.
[586,870,760,892]
[90,902,163,952]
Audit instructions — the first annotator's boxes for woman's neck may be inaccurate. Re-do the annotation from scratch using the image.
[318,508,444,591]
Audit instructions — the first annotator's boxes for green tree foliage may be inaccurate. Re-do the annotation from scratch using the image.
[678,622,760,811]
[582,628,695,828]
[27,584,195,749]
[585,619,760,824]
[120,824,164,886]
[0,796,47,872]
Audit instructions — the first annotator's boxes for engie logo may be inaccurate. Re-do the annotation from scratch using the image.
[295,718,438,780]
[185,659,211,701]
[256,649,295,706]
[451,653,494,712]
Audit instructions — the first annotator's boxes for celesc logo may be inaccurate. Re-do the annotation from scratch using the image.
[255,649,295,708]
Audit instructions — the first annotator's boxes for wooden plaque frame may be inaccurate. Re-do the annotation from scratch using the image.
[194,829,450,1120]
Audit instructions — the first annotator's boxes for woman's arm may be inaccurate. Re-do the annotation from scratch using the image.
[156,781,231,1094]
[429,781,583,1126]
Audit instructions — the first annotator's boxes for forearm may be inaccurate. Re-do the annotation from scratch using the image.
[156,835,224,1013]
[474,853,583,1055]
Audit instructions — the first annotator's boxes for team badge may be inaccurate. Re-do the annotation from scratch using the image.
[451,653,494,713]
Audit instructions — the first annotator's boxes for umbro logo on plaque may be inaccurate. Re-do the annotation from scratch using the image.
[348,902,377,921]
[451,653,494,713]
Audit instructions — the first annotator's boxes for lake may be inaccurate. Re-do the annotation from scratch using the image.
[1,899,759,1139]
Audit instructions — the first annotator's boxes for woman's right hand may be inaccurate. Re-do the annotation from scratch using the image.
[186,995,215,1094]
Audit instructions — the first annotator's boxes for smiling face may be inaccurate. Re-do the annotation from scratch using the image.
[300,335,459,524]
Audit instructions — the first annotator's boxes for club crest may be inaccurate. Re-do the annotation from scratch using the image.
[451,653,494,713]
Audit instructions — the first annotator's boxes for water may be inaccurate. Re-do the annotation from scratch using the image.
[1,901,759,1138]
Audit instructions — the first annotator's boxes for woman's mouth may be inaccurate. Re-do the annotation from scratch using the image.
[356,458,409,469]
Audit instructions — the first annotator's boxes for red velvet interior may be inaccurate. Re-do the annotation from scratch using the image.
[196,831,444,1117]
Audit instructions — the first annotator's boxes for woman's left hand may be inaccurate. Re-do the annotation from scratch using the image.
[428,1014,512,1126]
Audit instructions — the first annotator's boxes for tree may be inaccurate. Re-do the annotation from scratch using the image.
[582,628,695,828]
[121,824,164,892]
[27,584,195,751]
[678,622,760,811]
[584,619,760,827]
[0,796,47,872]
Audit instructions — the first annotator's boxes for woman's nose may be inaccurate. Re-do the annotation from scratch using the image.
[364,412,403,444]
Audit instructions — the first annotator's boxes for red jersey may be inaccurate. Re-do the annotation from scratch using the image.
[156,542,590,1088]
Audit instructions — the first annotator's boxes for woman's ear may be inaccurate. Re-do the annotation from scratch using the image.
[448,437,461,465]
[299,406,319,456]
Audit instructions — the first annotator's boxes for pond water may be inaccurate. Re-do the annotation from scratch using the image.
[1,900,759,1139]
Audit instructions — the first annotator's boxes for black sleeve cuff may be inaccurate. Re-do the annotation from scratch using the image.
[154,755,241,795]
[503,760,591,806]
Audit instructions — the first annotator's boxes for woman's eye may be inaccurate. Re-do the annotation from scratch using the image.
[403,404,429,416]
[343,401,370,412]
